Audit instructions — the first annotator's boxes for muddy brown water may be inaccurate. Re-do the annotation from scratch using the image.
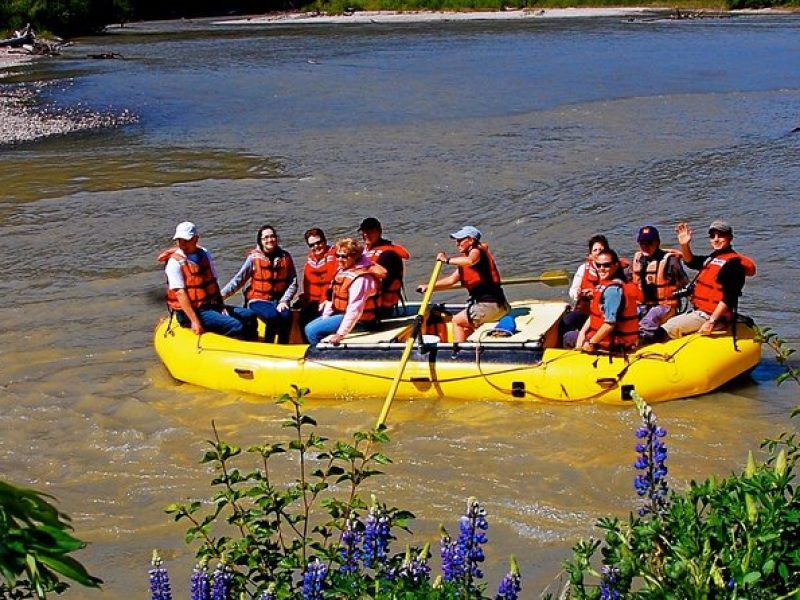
[1,14,799,597]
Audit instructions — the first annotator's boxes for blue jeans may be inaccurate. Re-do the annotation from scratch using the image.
[176,306,257,340]
[249,300,291,343]
[305,314,345,345]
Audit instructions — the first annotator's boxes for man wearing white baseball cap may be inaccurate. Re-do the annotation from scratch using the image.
[416,225,509,343]
[157,221,256,339]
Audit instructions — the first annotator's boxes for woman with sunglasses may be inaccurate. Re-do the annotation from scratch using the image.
[560,234,610,345]
[304,238,386,346]
[297,227,338,329]
[658,220,755,339]
[221,224,297,343]
[570,249,640,353]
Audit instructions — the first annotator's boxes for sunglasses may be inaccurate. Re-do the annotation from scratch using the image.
[708,231,728,239]
[336,253,350,259]
[595,262,614,268]
[308,239,324,248]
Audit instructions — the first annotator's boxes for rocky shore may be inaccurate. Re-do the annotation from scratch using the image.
[0,48,137,146]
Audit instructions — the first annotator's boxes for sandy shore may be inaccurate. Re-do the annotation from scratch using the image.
[222,7,663,25]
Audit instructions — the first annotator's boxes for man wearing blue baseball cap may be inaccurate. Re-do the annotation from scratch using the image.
[416,225,509,342]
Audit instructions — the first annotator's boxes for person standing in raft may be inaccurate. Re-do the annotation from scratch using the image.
[220,225,297,343]
[658,220,756,339]
[631,225,689,344]
[304,238,386,346]
[297,227,338,330]
[158,221,256,340]
[358,217,411,319]
[568,249,640,353]
[416,226,510,343]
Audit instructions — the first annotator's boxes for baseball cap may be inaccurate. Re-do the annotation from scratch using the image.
[358,217,382,231]
[708,220,733,236]
[637,225,660,243]
[173,221,198,240]
[449,225,482,240]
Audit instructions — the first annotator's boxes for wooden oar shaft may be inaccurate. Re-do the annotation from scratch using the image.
[376,259,443,428]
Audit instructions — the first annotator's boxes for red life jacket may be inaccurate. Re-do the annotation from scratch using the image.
[631,250,684,310]
[158,247,223,311]
[364,239,410,310]
[585,278,640,352]
[330,266,378,323]
[691,250,756,317]
[244,248,295,303]
[458,244,505,303]
[303,245,337,304]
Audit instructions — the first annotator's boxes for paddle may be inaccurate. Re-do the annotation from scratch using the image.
[376,259,444,429]
[501,270,570,287]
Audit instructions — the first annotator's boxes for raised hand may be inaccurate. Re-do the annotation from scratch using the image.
[675,222,693,246]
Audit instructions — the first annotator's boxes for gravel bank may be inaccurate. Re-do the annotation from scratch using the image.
[0,48,137,146]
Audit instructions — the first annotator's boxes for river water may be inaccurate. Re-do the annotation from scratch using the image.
[1,13,799,597]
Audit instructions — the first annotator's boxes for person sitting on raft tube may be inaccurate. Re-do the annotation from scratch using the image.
[568,249,640,354]
[297,227,338,330]
[657,220,755,340]
[631,225,689,344]
[359,217,411,320]
[220,225,297,343]
[561,234,610,344]
[416,226,510,343]
[158,221,257,340]
[304,238,387,346]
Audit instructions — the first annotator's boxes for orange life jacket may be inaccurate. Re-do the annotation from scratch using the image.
[631,250,684,310]
[330,266,378,323]
[303,245,337,304]
[576,259,602,314]
[244,248,295,303]
[364,240,410,310]
[158,247,223,311]
[458,244,505,303]
[585,278,640,352]
[691,250,756,317]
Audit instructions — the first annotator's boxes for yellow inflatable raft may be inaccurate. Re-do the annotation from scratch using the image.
[153,300,762,405]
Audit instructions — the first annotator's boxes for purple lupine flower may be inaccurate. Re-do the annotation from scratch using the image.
[633,395,669,516]
[457,497,489,581]
[495,556,521,600]
[391,544,431,585]
[149,551,173,600]
[440,527,466,582]
[599,565,621,600]
[302,558,328,600]
[339,514,362,575]
[211,562,234,600]
[361,501,392,569]
[190,560,211,600]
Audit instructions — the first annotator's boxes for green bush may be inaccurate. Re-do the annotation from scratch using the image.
[156,385,521,599]
[550,332,800,599]
[0,479,101,598]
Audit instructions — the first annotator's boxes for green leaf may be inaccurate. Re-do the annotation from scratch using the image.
[37,555,102,588]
